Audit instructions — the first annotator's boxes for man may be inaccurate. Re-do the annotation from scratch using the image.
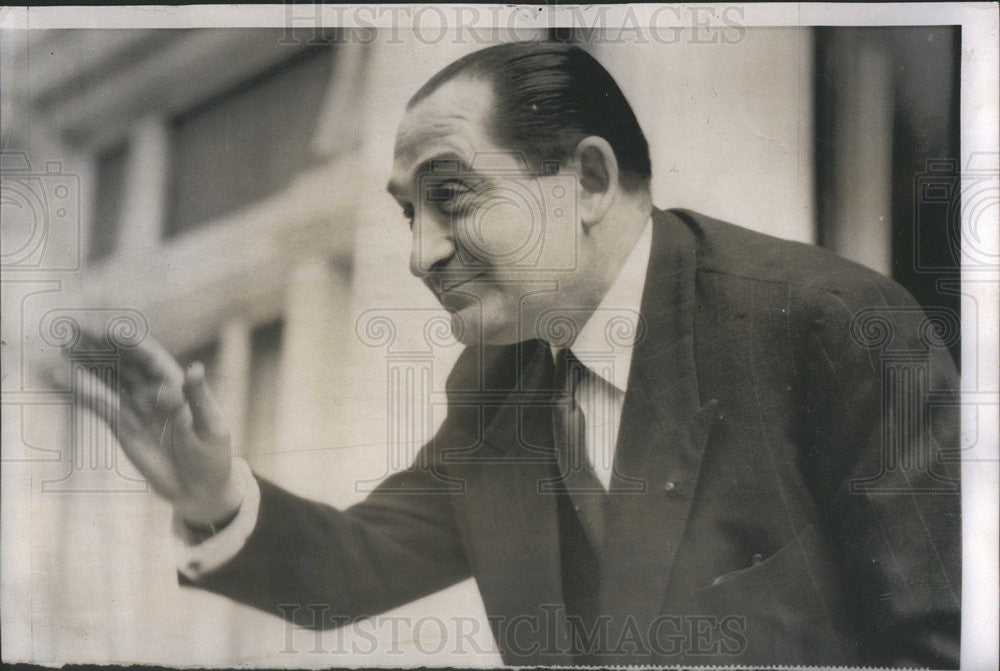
[74,42,960,667]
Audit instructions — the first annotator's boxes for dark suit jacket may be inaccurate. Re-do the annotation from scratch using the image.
[183,209,961,668]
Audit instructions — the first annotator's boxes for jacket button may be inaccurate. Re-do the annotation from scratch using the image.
[663,481,677,492]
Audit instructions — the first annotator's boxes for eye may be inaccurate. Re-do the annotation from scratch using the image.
[401,204,415,227]
[426,179,475,215]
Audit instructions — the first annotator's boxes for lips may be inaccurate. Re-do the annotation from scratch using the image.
[437,273,483,295]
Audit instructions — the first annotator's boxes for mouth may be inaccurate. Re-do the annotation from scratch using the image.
[437,273,484,296]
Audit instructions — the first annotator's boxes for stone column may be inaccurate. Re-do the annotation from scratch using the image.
[214,317,251,452]
[118,115,169,256]
[253,256,350,488]
[817,32,895,275]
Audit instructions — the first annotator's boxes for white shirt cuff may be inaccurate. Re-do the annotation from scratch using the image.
[173,457,260,581]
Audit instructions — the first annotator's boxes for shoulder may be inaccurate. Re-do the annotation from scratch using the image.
[670,209,959,377]
[671,208,926,322]
[674,209,894,298]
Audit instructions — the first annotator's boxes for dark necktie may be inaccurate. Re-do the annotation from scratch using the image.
[552,348,608,664]
[552,348,608,555]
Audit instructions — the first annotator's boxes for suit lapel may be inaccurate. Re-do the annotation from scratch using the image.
[447,340,573,664]
[601,209,720,633]
[447,211,719,659]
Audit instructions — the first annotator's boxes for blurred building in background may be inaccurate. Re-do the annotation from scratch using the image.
[1,26,960,666]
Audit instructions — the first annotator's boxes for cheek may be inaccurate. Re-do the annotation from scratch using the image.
[459,201,539,265]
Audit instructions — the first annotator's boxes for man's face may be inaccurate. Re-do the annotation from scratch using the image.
[387,77,580,346]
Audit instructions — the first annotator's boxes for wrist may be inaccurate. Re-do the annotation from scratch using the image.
[184,506,240,542]
[175,461,246,528]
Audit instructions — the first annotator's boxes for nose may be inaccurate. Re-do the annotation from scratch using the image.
[409,215,455,279]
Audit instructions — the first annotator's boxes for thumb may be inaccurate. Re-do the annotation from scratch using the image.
[182,362,230,445]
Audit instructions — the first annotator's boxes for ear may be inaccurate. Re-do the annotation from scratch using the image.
[571,136,619,228]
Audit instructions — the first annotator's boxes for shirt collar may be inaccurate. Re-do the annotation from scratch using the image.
[550,217,653,393]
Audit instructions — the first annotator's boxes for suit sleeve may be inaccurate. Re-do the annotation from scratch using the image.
[174,458,260,579]
[177,433,471,629]
[796,277,961,669]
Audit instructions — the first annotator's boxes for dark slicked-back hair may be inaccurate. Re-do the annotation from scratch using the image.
[408,42,652,193]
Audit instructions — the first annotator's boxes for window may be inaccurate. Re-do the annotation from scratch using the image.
[164,45,336,237]
[89,141,128,262]
[245,320,283,454]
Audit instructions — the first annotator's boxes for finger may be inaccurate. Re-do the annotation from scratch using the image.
[71,367,179,496]
[77,325,185,391]
[182,361,231,446]
[73,369,168,473]
[75,329,187,420]
[71,365,143,442]
[119,364,187,425]
[69,351,183,429]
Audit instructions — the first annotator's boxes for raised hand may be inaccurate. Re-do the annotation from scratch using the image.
[68,326,243,527]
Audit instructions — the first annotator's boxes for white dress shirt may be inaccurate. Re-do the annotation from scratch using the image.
[549,218,652,491]
[176,218,654,579]
[174,458,259,579]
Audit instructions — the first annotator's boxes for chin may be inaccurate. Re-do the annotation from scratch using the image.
[448,306,518,347]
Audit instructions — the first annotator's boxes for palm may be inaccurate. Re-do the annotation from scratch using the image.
[71,327,240,525]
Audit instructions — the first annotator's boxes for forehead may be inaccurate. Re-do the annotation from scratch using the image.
[389,78,496,192]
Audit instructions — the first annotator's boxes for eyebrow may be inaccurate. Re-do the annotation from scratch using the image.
[386,152,474,198]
